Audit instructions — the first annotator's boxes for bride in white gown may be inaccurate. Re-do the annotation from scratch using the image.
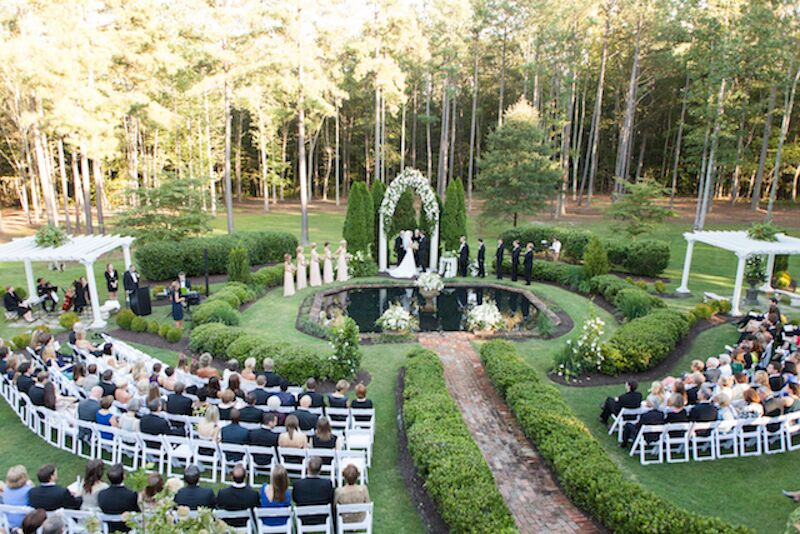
[389,230,418,279]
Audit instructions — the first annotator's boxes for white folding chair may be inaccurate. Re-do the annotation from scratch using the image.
[115,428,143,470]
[336,451,368,487]
[629,424,664,465]
[162,434,196,478]
[690,422,718,461]
[140,433,167,474]
[784,412,800,451]
[61,509,99,534]
[307,448,337,481]
[325,407,351,432]
[254,506,294,534]
[336,503,373,534]
[0,504,33,533]
[763,415,787,454]
[737,418,764,457]
[99,513,127,534]
[194,439,220,484]
[277,447,308,479]
[213,509,254,533]
[345,429,372,467]
[248,444,278,486]
[663,422,692,463]
[349,409,375,438]
[608,406,646,440]
[714,419,739,459]
[294,504,333,534]
[219,442,251,483]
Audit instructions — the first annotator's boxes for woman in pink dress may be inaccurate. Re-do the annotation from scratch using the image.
[322,242,335,284]
[283,254,296,297]
[296,246,307,290]
[309,243,322,287]
[336,240,349,282]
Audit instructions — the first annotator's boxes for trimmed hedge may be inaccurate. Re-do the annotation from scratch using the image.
[192,300,241,326]
[600,309,689,374]
[251,264,283,288]
[135,231,297,280]
[479,340,752,534]
[623,239,671,277]
[613,287,664,320]
[403,348,517,534]
[499,224,591,262]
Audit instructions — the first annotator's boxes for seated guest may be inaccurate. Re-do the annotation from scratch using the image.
[96,396,119,440]
[41,515,65,534]
[166,382,193,416]
[195,353,219,379]
[251,375,270,405]
[717,375,734,400]
[784,382,800,413]
[690,359,705,374]
[119,399,141,433]
[74,330,98,354]
[21,508,47,534]
[82,364,100,393]
[217,389,238,420]
[42,382,59,411]
[137,474,163,513]
[621,395,664,447]
[15,363,35,395]
[350,383,373,412]
[704,357,721,384]
[291,395,319,431]
[1,465,33,530]
[239,393,264,423]
[140,399,184,447]
[731,372,750,401]
[72,363,87,388]
[334,464,370,523]
[77,386,103,441]
[28,371,48,407]
[274,380,295,406]
[761,387,785,418]
[216,464,259,527]
[28,464,82,511]
[293,456,333,524]
[740,388,765,418]
[68,322,83,346]
[685,373,706,405]
[310,417,340,450]
[114,380,132,405]
[196,405,221,441]
[158,367,177,392]
[4,286,33,322]
[99,370,116,398]
[241,357,258,382]
[68,460,108,511]
[278,415,308,449]
[227,374,245,400]
[719,354,733,378]
[302,378,324,408]
[259,358,283,387]
[259,465,292,527]
[173,465,215,510]
[665,393,688,423]
[197,376,221,401]
[689,387,718,423]
[97,463,140,533]
[149,363,162,384]
[264,395,286,426]
[599,380,642,425]
[328,379,350,409]
[221,409,249,446]
[248,413,279,466]
[648,381,665,406]
[715,393,737,421]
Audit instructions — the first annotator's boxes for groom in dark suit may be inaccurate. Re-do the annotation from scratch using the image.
[458,236,469,277]
[495,239,505,279]
[418,230,429,272]
[394,233,405,265]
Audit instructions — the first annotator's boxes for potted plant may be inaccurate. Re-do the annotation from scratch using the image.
[744,256,766,304]
[375,304,418,335]
[465,300,506,336]
[415,272,444,298]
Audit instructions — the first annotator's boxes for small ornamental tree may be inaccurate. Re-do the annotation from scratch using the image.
[343,182,373,253]
[226,245,251,284]
[326,317,362,380]
[583,236,610,278]
[441,178,467,250]
[606,178,674,238]
[389,188,418,238]
[371,180,387,247]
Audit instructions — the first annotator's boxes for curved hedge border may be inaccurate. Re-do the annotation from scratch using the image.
[403,348,518,534]
[479,340,752,534]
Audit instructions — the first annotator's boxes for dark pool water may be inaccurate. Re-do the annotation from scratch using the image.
[318,286,539,333]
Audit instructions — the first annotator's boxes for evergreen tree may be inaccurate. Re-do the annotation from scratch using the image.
[343,182,373,253]
[227,245,252,284]
[441,178,467,250]
[605,178,674,238]
[371,180,387,246]
[583,236,610,278]
[389,189,418,238]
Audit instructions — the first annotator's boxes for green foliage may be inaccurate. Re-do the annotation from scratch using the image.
[479,341,751,534]
[325,317,362,380]
[588,274,630,302]
[745,256,767,285]
[605,178,674,238]
[58,311,80,330]
[583,236,610,278]
[147,320,160,335]
[135,231,296,281]
[477,99,560,225]
[775,255,790,273]
[747,222,781,242]
[130,316,148,333]
[613,287,662,320]
[441,179,467,250]
[530,261,587,290]
[11,333,31,351]
[343,182,374,253]
[115,176,213,243]
[498,224,592,262]
[34,224,68,248]
[226,245,251,284]
[158,323,170,337]
[251,264,284,288]
[348,250,378,278]
[603,239,629,266]
[775,271,792,289]
[13,287,27,300]
[536,311,555,337]
[601,309,689,374]
[192,300,240,326]
[273,347,322,383]
[417,191,443,236]
[654,280,667,294]
[389,188,418,239]
[693,302,714,320]
[206,289,241,309]
[116,309,135,330]
[623,240,671,277]
[165,327,182,343]
[188,323,245,357]
[403,347,518,534]
[126,489,229,533]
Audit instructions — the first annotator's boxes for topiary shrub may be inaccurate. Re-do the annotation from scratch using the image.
[147,320,160,335]
[226,245,252,284]
[116,309,135,330]
[692,302,714,320]
[603,239,629,266]
[226,334,273,364]
[158,324,171,338]
[206,289,241,310]
[613,287,660,320]
[588,274,629,302]
[583,236,610,278]
[653,280,666,294]
[13,287,27,300]
[274,347,322,383]
[192,300,240,326]
[11,333,31,351]
[59,312,80,330]
[130,316,148,333]
[343,182,373,253]
[189,323,246,357]
[325,317,362,381]
[623,239,670,277]
[251,265,283,289]
[600,309,689,374]
[440,179,467,251]
[166,327,183,343]
[499,224,592,262]
[221,282,252,303]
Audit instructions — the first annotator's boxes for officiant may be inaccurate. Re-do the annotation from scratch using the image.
[394,233,405,265]
[418,230,429,272]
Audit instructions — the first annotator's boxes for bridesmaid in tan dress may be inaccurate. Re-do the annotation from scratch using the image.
[309,243,322,287]
[283,254,296,297]
[296,246,307,290]
[336,240,349,282]
[322,241,335,284]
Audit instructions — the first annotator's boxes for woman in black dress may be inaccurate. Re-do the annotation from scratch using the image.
[104,263,119,300]
[73,276,89,313]
[169,281,185,328]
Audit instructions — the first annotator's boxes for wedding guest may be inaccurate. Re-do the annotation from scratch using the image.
[166,382,193,416]
[457,236,469,277]
[336,240,349,282]
[114,380,132,405]
[227,373,245,400]
[21,509,47,534]
[283,254,296,297]
[104,264,119,301]
[264,395,287,425]
[260,358,283,387]
[495,239,505,279]
[523,242,534,285]
[259,465,292,527]
[322,242,335,284]
[334,464,370,523]
[238,393,264,424]
[278,415,308,449]
[250,376,270,405]
[350,383,373,411]
[293,456,333,524]
[302,378,324,408]
[296,246,307,291]
[741,388,764,418]
[74,330,98,354]
[119,399,141,433]
[169,281,185,329]
[97,463,140,532]
[716,393,737,421]
[4,286,33,322]
[477,238,486,278]
[196,405,221,441]
[665,393,688,423]
[621,395,664,447]
[241,357,257,382]
[275,380,295,406]
[600,381,642,425]
[510,240,521,281]
[158,367,177,392]
[43,382,58,411]
[310,417,340,450]
[218,390,238,420]
[328,379,349,409]
[173,466,215,510]
[95,396,119,440]
[220,410,249,462]
[196,353,219,379]
[550,237,562,262]
[291,395,319,430]
[137,474,163,512]
[689,388,718,423]
[216,464,259,527]
[28,464,82,511]
[1,465,33,530]
[14,362,35,395]
[309,243,322,287]
[70,460,108,511]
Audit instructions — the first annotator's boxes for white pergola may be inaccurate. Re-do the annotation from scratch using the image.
[677,230,800,316]
[0,234,135,329]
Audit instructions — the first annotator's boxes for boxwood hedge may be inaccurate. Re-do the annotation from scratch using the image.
[478,340,752,534]
[403,348,518,534]
[600,309,690,374]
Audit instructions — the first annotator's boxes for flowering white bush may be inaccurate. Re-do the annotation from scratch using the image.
[466,301,506,332]
[376,304,419,333]
[554,315,605,381]
[415,272,444,292]
[326,317,362,380]
[379,168,439,230]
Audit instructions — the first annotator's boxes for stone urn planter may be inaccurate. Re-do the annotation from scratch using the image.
[745,285,760,305]
[419,288,440,300]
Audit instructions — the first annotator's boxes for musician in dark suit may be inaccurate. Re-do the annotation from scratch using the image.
[600,380,642,425]
[239,393,265,423]
[177,271,192,291]
[495,239,505,279]
[216,465,259,527]
[457,236,469,277]
[166,383,193,416]
[248,412,279,466]
[293,456,334,524]
[476,239,486,278]
[28,464,82,511]
[122,265,139,307]
[36,278,57,312]
[621,395,665,447]
[174,465,216,510]
[394,234,405,265]
[97,464,140,532]
[418,230,430,272]
[290,395,319,431]
[510,241,521,281]
[4,286,33,322]
[523,242,534,285]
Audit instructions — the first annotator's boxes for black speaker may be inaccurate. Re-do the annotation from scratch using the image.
[131,287,152,316]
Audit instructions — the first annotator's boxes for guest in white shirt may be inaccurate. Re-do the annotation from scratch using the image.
[718,354,733,378]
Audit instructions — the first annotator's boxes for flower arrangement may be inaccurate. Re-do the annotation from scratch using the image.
[415,271,444,293]
[744,256,767,286]
[554,315,605,381]
[34,224,68,248]
[466,301,505,332]
[376,303,418,333]
[379,168,439,230]
[747,222,781,242]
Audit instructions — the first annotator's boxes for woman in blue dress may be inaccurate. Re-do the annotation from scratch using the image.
[260,465,292,526]
[169,281,185,329]
[95,396,118,441]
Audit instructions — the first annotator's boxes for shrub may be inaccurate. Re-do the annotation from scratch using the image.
[226,245,251,284]
[479,341,750,534]
[13,287,27,300]
[11,333,31,351]
[499,224,592,262]
[135,231,297,281]
[583,236,610,278]
[251,265,283,288]
[147,320,160,335]
[389,188,418,241]
[274,347,322,383]
[693,302,714,320]
[165,327,183,343]
[58,312,80,330]
[588,274,629,302]
[717,299,732,314]
[343,182,373,253]
[623,239,670,277]
[601,309,689,374]
[536,312,555,337]
[774,270,792,289]
[206,289,241,310]
[325,317,362,380]
[404,347,517,533]
[614,287,660,320]
[603,239,629,266]
[530,261,586,289]
[653,280,666,294]
[349,250,378,278]
[116,309,135,330]
[441,179,467,250]
[192,300,240,326]
[554,315,606,380]
[775,254,790,273]
[130,317,148,333]
[189,323,244,356]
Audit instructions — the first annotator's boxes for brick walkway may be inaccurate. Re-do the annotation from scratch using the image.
[418,332,599,534]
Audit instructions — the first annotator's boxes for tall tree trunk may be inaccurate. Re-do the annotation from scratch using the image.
[693,123,711,226]
[730,100,747,205]
[79,143,93,234]
[23,135,41,223]
[70,152,81,233]
[614,19,641,194]
[766,62,800,220]
[411,86,417,168]
[223,81,235,233]
[257,107,270,212]
[335,104,340,206]
[696,79,726,230]
[572,85,586,200]
[235,110,243,202]
[634,134,646,181]
[426,74,432,181]
[660,111,672,179]
[670,72,689,208]
[448,94,456,182]
[381,95,386,182]
[497,28,508,127]
[197,121,207,211]
[204,93,217,215]
[437,76,450,197]
[57,138,71,233]
[752,85,777,211]
[468,48,479,211]
[279,127,288,202]
[93,158,105,233]
[16,160,31,224]
[791,164,800,202]
[556,72,576,219]
[400,100,406,172]
[585,15,610,208]
[297,4,309,244]
[32,124,57,225]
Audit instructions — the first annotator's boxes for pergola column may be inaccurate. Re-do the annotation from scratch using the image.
[23,260,36,301]
[676,238,695,294]
[731,252,748,317]
[761,253,775,292]
[83,261,106,329]
[122,244,132,270]
[430,220,439,272]
[378,217,387,272]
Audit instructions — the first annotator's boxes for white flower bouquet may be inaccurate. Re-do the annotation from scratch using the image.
[415,272,444,293]
[466,301,506,332]
[376,304,419,333]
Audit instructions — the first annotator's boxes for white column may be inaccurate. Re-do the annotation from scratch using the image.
[122,244,132,270]
[430,220,439,271]
[761,253,775,292]
[83,261,106,329]
[731,252,747,317]
[23,260,36,301]
[378,217,387,272]
[676,238,695,294]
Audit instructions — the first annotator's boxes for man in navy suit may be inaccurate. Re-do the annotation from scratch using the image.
[248,412,279,467]
[15,362,35,395]
[457,236,470,277]
[238,393,264,423]
[140,399,184,448]
[166,382,193,416]
[216,464,260,527]
[174,465,216,510]
[221,409,249,462]
[290,395,319,431]
[621,395,665,448]
[28,464,82,511]
[28,372,48,406]
[97,463,139,532]
[293,456,334,524]
[250,375,270,405]
[301,378,324,408]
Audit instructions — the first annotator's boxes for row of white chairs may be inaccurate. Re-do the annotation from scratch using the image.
[0,502,373,534]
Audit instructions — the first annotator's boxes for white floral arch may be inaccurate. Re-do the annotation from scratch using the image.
[378,168,440,272]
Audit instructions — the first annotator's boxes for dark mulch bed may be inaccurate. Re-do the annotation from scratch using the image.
[548,315,733,387]
[395,368,449,534]
[106,328,191,354]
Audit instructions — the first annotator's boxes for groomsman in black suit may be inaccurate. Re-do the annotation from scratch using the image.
[458,236,469,277]
[523,242,534,285]
[510,240,521,281]
[477,239,486,278]
[412,229,421,265]
[394,233,405,265]
[495,239,505,279]
[418,230,429,271]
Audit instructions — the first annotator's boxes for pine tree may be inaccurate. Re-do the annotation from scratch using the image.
[441,178,467,250]
[389,189,417,238]
[343,182,373,253]
[583,236,610,278]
